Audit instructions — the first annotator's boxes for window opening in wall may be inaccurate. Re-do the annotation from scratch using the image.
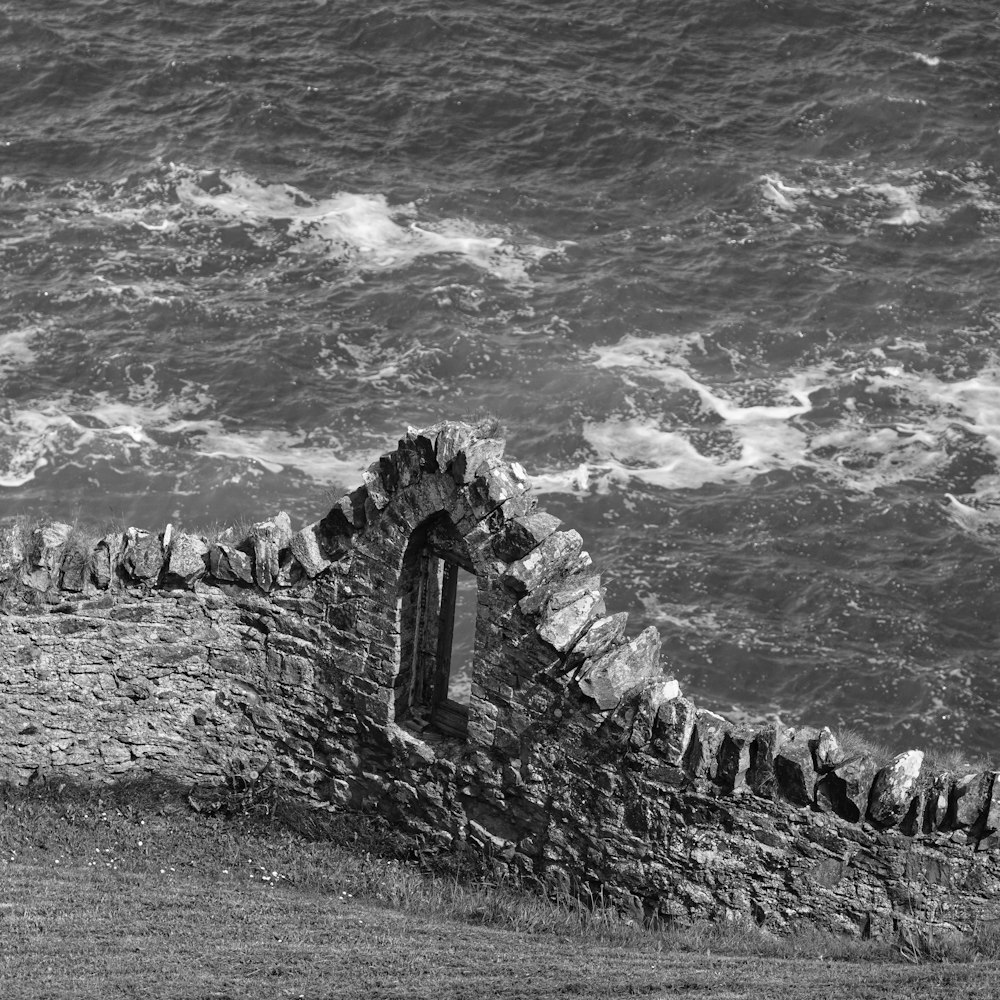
[394,515,476,740]
[447,568,477,704]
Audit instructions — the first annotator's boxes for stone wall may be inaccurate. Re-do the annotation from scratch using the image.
[2,420,1000,938]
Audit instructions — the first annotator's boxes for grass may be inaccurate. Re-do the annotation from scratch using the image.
[458,412,507,439]
[2,779,1000,999]
[831,727,996,779]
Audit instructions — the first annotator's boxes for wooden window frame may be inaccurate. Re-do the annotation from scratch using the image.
[395,516,473,739]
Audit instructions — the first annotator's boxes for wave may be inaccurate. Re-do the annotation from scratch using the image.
[168,166,565,284]
[760,169,943,229]
[533,334,1000,511]
[0,325,39,375]
[2,163,568,291]
[0,391,369,490]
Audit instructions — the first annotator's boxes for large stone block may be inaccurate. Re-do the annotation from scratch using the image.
[716,728,753,793]
[399,428,438,474]
[572,612,628,664]
[451,439,506,484]
[867,750,924,829]
[290,522,332,578]
[813,728,841,771]
[59,540,91,592]
[321,486,368,537]
[432,422,506,483]
[503,530,584,594]
[387,443,423,490]
[535,578,606,653]
[122,529,164,583]
[631,679,681,750]
[91,532,125,589]
[746,726,785,797]
[249,512,293,591]
[362,463,391,510]
[976,773,1000,842]
[895,769,938,837]
[950,771,993,832]
[165,533,209,588]
[433,421,475,469]
[815,755,881,824]
[576,626,670,712]
[684,710,731,781]
[492,511,559,564]
[921,773,953,833]
[0,522,26,581]
[651,696,696,767]
[773,727,820,807]
[600,678,677,749]
[21,521,72,590]
[469,459,529,519]
[208,543,253,584]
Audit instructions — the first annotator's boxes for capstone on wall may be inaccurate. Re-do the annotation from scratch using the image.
[2,421,1000,938]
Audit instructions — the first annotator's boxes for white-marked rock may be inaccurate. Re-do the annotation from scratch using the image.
[536,579,605,652]
[122,529,163,582]
[290,522,331,578]
[576,627,668,711]
[867,750,924,828]
[503,530,583,593]
[249,512,293,591]
[167,533,209,587]
[208,543,253,584]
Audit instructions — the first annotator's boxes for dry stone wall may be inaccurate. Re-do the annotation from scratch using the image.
[2,420,1000,939]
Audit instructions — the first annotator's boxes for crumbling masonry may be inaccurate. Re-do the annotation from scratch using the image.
[2,421,1000,937]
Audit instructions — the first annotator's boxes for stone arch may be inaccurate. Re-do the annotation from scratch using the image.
[335,423,522,740]
[324,420,668,756]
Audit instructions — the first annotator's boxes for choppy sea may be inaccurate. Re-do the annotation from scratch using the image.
[4,0,1000,756]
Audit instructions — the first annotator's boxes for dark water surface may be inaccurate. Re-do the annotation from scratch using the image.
[4,0,1000,754]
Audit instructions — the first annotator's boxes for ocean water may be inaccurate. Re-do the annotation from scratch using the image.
[3,0,1000,756]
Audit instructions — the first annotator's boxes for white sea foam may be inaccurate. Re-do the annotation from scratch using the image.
[92,276,181,305]
[190,427,367,482]
[533,335,1000,508]
[0,391,370,490]
[911,52,941,67]
[0,326,38,373]
[760,174,807,212]
[759,169,944,229]
[170,166,562,283]
[866,181,929,226]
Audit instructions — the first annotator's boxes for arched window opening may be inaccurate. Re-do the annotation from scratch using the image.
[395,514,475,739]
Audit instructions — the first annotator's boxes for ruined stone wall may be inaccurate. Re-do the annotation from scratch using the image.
[2,421,1000,939]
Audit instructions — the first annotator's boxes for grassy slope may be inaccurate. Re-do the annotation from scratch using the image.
[1,781,998,1000]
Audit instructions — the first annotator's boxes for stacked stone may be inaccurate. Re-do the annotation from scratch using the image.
[0,510,339,598]
[326,420,680,755]
[619,703,1000,848]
